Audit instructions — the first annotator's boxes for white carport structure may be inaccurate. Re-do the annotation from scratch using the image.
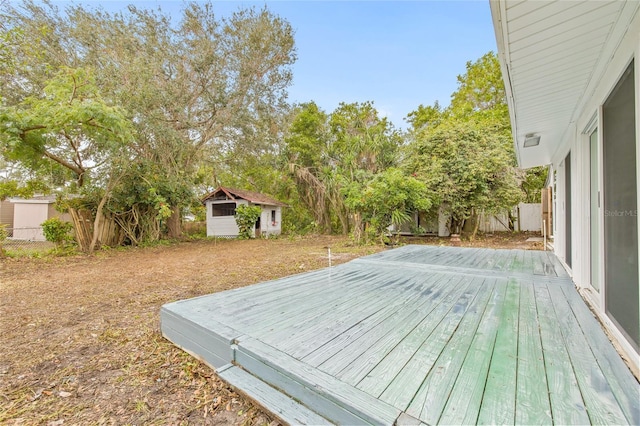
[490,1,639,376]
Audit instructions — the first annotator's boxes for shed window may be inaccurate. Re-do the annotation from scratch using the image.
[211,202,236,217]
[271,210,276,222]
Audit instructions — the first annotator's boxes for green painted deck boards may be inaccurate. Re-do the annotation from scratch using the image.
[161,245,639,425]
[476,278,520,425]
[514,280,553,425]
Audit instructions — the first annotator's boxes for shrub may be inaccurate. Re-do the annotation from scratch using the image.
[41,218,74,248]
[234,204,261,239]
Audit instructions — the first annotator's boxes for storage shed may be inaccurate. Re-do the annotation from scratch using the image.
[0,199,14,228]
[203,187,286,238]
[10,195,70,241]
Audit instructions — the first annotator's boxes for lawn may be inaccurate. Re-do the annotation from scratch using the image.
[0,233,542,425]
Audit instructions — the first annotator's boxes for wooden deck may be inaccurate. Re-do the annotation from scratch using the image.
[161,245,640,425]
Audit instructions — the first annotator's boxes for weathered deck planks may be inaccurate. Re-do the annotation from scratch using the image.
[514,280,553,425]
[534,283,591,425]
[161,245,640,425]
[476,278,520,425]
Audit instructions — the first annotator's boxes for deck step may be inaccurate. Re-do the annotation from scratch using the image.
[235,337,402,425]
[217,364,332,425]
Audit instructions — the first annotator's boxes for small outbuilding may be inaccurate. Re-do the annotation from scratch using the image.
[9,195,70,241]
[202,187,286,238]
[0,199,14,228]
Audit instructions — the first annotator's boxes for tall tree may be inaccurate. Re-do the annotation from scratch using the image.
[1,1,296,241]
[406,119,523,235]
[284,101,402,235]
[284,102,333,233]
[449,51,507,118]
[405,101,444,132]
[328,101,401,234]
[329,101,399,178]
[404,51,525,236]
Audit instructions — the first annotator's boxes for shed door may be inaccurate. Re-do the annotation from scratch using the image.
[603,60,638,351]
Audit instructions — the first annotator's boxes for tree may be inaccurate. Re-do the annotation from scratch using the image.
[328,101,402,234]
[284,101,402,236]
[343,168,431,244]
[449,51,507,118]
[449,51,545,211]
[521,166,548,203]
[404,51,546,238]
[0,67,132,188]
[0,179,48,201]
[284,102,333,233]
[1,1,296,243]
[329,102,399,173]
[405,101,444,132]
[69,3,296,238]
[406,119,523,235]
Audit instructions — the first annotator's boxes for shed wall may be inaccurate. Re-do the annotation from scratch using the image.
[0,200,14,227]
[13,202,50,241]
[259,206,282,236]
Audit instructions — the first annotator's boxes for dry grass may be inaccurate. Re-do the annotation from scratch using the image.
[0,236,382,425]
[0,233,541,425]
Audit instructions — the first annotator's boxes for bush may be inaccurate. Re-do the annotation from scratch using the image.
[234,204,261,239]
[41,218,74,247]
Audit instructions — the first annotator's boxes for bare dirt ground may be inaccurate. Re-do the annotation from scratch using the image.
[0,233,542,425]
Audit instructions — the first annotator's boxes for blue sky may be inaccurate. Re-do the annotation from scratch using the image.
[53,1,497,129]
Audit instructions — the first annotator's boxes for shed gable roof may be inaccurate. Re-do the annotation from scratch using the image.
[202,187,287,207]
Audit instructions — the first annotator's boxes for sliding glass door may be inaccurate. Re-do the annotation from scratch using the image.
[602,60,638,351]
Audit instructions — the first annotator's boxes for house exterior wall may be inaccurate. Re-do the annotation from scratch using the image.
[546,14,640,373]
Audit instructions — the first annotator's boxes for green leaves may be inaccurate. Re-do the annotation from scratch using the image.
[406,114,523,234]
[234,204,262,239]
[0,67,132,187]
[1,0,296,244]
[342,168,431,244]
[0,179,49,201]
[403,51,532,235]
[450,52,507,118]
[41,217,74,247]
[284,100,403,237]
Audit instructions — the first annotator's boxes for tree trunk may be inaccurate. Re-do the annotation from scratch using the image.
[352,212,363,244]
[464,210,480,241]
[471,213,480,241]
[339,205,350,235]
[89,194,109,253]
[167,205,182,239]
[449,217,463,235]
